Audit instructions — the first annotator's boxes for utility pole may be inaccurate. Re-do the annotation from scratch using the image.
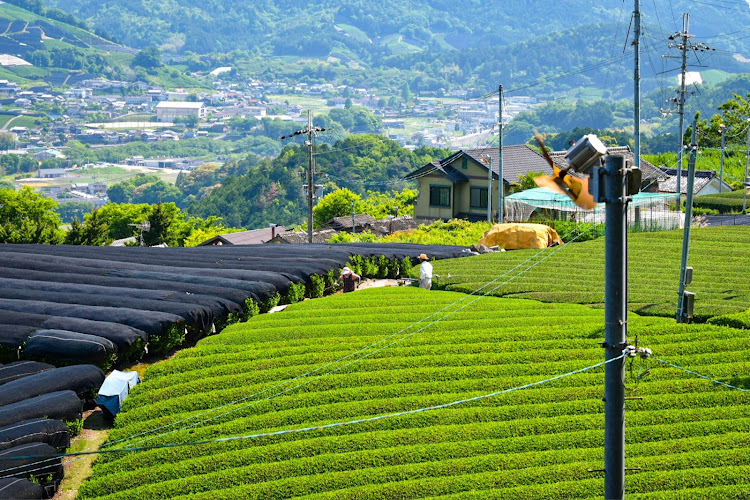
[603,154,629,500]
[280,111,326,244]
[744,121,750,213]
[633,0,641,169]
[306,110,315,244]
[486,156,492,223]
[664,14,712,213]
[351,200,356,234]
[674,14,691,211]
[719,123,726,193]
[498,84,504,223]
[676,115,699,323]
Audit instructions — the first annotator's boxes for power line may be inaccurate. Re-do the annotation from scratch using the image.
[0,353,630,462]
[653,357,749,391]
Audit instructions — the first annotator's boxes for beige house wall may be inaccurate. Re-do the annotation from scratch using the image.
[413,156,508,221]
[413,174,454,220]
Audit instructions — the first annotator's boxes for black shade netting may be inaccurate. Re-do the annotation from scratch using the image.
[0,251,297,295]
[0,289,211,334]
[0,254,281,302]
[0,311,146,353]
[0,278,242,320]
[0,325,35,350]
[0,363,54,387]
[0,442,63,482]
[0,299,183,338]
[0,391,81,428]
[0,419,69,452]
[0,365,104,407]
[0,477,44,500]
[23,331,116,366]
[0,267,255,308]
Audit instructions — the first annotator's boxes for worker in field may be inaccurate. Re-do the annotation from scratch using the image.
[338,266,360,293]
[418,253,433,290]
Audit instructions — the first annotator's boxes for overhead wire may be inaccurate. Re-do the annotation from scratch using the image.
[0,352,631,462]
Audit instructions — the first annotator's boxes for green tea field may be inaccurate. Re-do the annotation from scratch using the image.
[438,226,750,321]
[79,286,750,499]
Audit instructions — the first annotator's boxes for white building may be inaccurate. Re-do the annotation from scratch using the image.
[155,101,206,122]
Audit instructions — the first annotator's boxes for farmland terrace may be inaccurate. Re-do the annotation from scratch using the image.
[0,228,749,498]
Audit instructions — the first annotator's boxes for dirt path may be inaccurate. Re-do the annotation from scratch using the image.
[1,114,25,131]
[53,410,110,500]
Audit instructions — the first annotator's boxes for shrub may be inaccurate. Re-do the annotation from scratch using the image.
[307,274,326,299]
[260,293,280,313]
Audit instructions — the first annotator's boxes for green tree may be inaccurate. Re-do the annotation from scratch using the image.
[95,203,152,240]
[0,132,16,151]
[64,208,111,245]
[313,188,362,227]
[0,187,63,243]
[133,46,162,69]
[142,202,172,246]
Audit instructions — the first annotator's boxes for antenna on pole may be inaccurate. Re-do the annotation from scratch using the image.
[280,111,326,244]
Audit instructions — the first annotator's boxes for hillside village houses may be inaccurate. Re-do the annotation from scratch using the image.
[0,73,711,215]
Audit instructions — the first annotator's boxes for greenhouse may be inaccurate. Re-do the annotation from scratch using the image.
[505,187,681,230]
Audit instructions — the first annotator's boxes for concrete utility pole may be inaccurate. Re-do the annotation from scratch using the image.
[486,156,492,223]
[633,0,641,169]
[719,123,726,193]
[676,115,699,323]
[603,154,629,500]
[498,84,504,222]
[674,14,691,211]
[280,111,326,244]
[664,14,712,212]
[744,120,750,213]
[306,110,315,244]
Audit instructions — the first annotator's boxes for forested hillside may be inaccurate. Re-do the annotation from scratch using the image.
[42,0,750,96]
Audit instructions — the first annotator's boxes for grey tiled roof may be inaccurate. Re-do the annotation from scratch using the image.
[403,158,469,183]
[199,226,289,246]
[327,214,376,231]
[404,145,551,185]
[463,145,552,185]
[268,229,338,244]
[657,168,716,195]
[547,146,663,183]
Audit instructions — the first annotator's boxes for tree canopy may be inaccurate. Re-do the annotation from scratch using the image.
[0,187,63,244]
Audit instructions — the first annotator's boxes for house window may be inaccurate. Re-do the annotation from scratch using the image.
[461,157,468,169]
[429,185,451,207]
[470,187,488,209]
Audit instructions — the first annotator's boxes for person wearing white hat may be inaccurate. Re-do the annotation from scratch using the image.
[338,266,360,293]
[418,254,432,290]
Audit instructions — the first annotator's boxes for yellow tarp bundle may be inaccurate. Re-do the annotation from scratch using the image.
[479,223,562,250]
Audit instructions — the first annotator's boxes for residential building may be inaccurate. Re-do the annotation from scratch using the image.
[657,168,733,198]
[404,145,552,222]
[199,226,289,246]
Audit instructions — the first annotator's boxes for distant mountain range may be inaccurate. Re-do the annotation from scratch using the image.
[38,0,750,97]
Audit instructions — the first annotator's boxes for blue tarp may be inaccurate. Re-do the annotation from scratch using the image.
[96,370,139,418]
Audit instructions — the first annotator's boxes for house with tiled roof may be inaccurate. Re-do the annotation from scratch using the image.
[657,168,732,198]
[547,145,664,192]
[403,145,552,222]
[199,226,288,246]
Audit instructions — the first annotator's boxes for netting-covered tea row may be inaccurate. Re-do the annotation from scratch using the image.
[0,243,468,366]
[0,363,106,499]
